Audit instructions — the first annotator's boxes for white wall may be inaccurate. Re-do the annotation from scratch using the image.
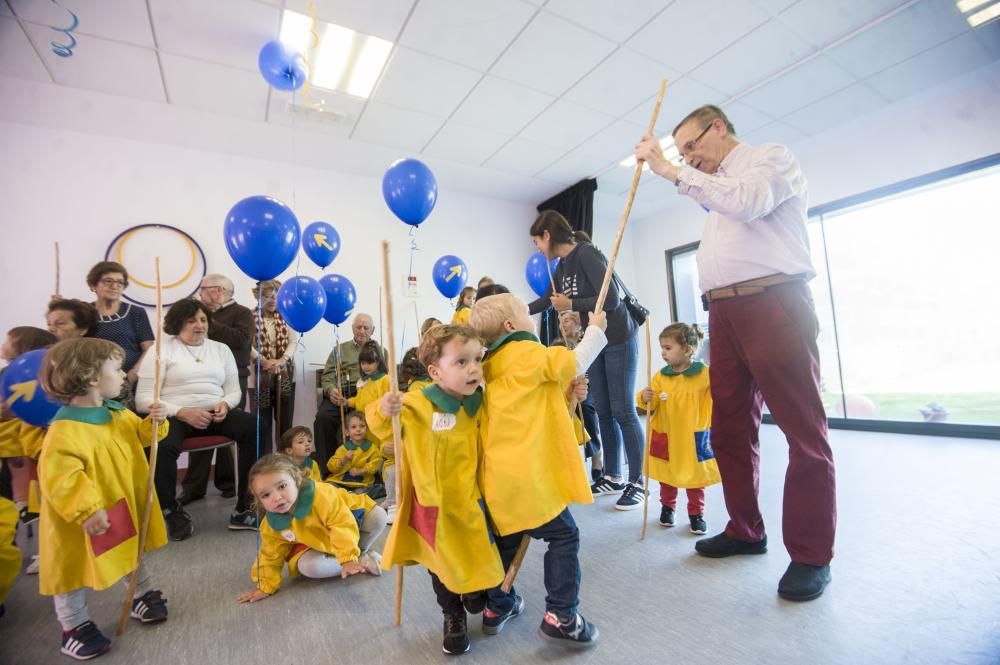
[0,120,538,425]
[613,61,1000,343]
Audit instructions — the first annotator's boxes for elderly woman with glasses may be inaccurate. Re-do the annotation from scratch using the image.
[249,279,297,452]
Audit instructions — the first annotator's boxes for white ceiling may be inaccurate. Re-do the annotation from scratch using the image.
[1,0,998,210]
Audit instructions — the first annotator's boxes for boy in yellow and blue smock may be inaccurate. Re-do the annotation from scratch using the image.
[326,412,382,491]
[470,293,608,649]
[368,324,506,655]
[279,426,322,481]
[0,496,21,618]
[237,454,385,604]
[638,323,720,535]
[37,338,170,661]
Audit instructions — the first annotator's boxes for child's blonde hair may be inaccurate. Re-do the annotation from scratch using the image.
[418,324,480,368]
[247,453,311,508]
[420,317,443,337]
[40,338,124,401]
[279,426,312,452]
[659,323,705,350]
[469,293,523,346]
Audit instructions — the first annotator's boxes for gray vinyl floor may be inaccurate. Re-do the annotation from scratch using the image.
[2,425,999,665]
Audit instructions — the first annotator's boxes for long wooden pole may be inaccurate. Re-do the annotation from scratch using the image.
[641,320,654,540]
[116,257,163,635]
[381,241,405,626]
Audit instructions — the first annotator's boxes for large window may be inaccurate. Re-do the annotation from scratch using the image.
[667,155,1000,436]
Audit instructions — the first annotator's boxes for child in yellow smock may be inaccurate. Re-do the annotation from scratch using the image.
[638,323,720,535]
[368,324,506,655]
[0,496,20,618]
[451,286,475,325]
[326,412,382,491]
[37,338,170,660]
[279,426,322,481]
[469,293,607,649]
[237,454,385,604]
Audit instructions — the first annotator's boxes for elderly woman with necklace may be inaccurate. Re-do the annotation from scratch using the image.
[135,299,260,542]
[249,280,297,452]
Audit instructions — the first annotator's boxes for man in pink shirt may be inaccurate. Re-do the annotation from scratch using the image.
[635,105,835,601]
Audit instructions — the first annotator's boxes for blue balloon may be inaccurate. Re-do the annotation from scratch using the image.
[276,276,327,333]
[1,350,61,427]
[525,252,559,297]
[382,158,438,226]
[432,255,468,299]
[224,195,301,282]
[302,221,340,269]
[258,40,306,91]
[319,274,356,326]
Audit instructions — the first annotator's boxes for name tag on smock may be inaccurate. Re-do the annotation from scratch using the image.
[281,530,295,542]
[432,412,457,431]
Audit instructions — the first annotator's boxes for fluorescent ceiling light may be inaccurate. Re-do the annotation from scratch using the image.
[619,137,679,168]
[956,0,991,12]
[967,1,1000,25]
[278,10,393,99]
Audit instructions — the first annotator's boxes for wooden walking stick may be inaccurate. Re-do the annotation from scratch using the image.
[381,241,406,626]
[116,257,163,636]
[501,80,669,592]
[333,334,348,446]
[641,320,655,540]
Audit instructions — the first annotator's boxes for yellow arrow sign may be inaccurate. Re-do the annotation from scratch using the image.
[445,265,463,282]
[314,233,334,250]
[6,380,37,406]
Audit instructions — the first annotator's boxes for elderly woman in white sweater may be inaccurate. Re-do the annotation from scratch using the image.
[136,298,260,542]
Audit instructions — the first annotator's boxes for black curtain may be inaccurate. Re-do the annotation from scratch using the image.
[535,178,598,345]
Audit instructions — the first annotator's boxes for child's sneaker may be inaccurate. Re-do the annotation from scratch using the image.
[590,477,625,497]
[386,505,398,524]
[614,482,647,511]
[19,506,38,526]
[461,590,486,614]
[26,554,40,575]
[228,509,259,531]
[482,594,524,635]
[130,590,168,623]
[359,551,382,576]
[658,506,675,527]
[689,513,707,535]
[60,621,112,660]
[441,611,470,655]
[538,611,599,648]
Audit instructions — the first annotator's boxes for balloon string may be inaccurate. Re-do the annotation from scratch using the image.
[48,0,79,58]
[298,1,322,111]
[407,227,418,278]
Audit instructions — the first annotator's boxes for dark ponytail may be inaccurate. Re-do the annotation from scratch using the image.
[530,210,581,247]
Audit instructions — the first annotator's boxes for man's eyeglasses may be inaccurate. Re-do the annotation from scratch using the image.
[679,121,715,161]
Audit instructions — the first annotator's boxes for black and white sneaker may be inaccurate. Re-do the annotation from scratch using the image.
[442,611,470,655]
[228,509,259,531]
[482,594,524,635]
[689,514,708,535]
[614,482,647,511]
[538,611,599,648]
[590,477,626,497]
[164,508,194,542]
[60,621,111,660]
[130,590,168,623]
[658,506,675,527]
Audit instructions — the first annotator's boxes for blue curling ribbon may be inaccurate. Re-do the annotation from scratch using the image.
[48,0,79,58]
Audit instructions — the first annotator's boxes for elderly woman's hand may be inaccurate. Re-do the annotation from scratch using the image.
[176,407,212,429]
[212,402,229,422]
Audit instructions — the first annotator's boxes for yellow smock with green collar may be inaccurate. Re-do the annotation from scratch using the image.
[297,457,322,482]
[366,385,503,594]
[0,496,20,605]
[480,332,593,536]
[451,305,472,326]
[253,480,373,594]
[326,438,381,487]
[37,401,168,596]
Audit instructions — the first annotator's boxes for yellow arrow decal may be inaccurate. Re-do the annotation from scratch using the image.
[445,265,463,282]
[6,380,37,406]
[314,233,333,250]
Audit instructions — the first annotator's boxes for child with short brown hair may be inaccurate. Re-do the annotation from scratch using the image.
[279,426,321,481]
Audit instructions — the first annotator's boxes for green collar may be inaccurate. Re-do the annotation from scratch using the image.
[265,479,316,530]
[363,371,386,382]
[421,384,482,416]
[487,330,539,353]
[343,438,374,452]
[456,304,470,311]
[298,458,314,472]
[51,400,125,425]
[660,361,706,377]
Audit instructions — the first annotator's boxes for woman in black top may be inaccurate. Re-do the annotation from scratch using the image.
[528,211,647,510]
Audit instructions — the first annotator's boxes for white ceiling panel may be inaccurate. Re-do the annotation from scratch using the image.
[544,0,672,43]
[483,137,568,178]
[782,83,886,135]
[865,32,995,102]
[0,3,12,17]
[267,88,366,137]
[518,99,614,151]
[739,55,856,117]
[826,0,973,79]
[624,76,727,136]
[399,0,536,71]
[536,147,617,185]
[601,165,662,196]
[422,121,510,165]
[372,47,481,118]
[691,19,814,96]
[740,120,808,147]
[21,22,165,102]
[9,0,155,47]
[723,101,774,136]
[0,17,51,83]
[160,53,269,121]
[351,101,443,152]
[284,0,415,42]
[748,0,799,16]
[449,75,554,135]
[777,0,907,48]
[490,11,617,96]
[628,0,770,73]
[575,118,648,163]
[563,48,679,117]
[150,0,279,71]
[973,16,1000,59]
